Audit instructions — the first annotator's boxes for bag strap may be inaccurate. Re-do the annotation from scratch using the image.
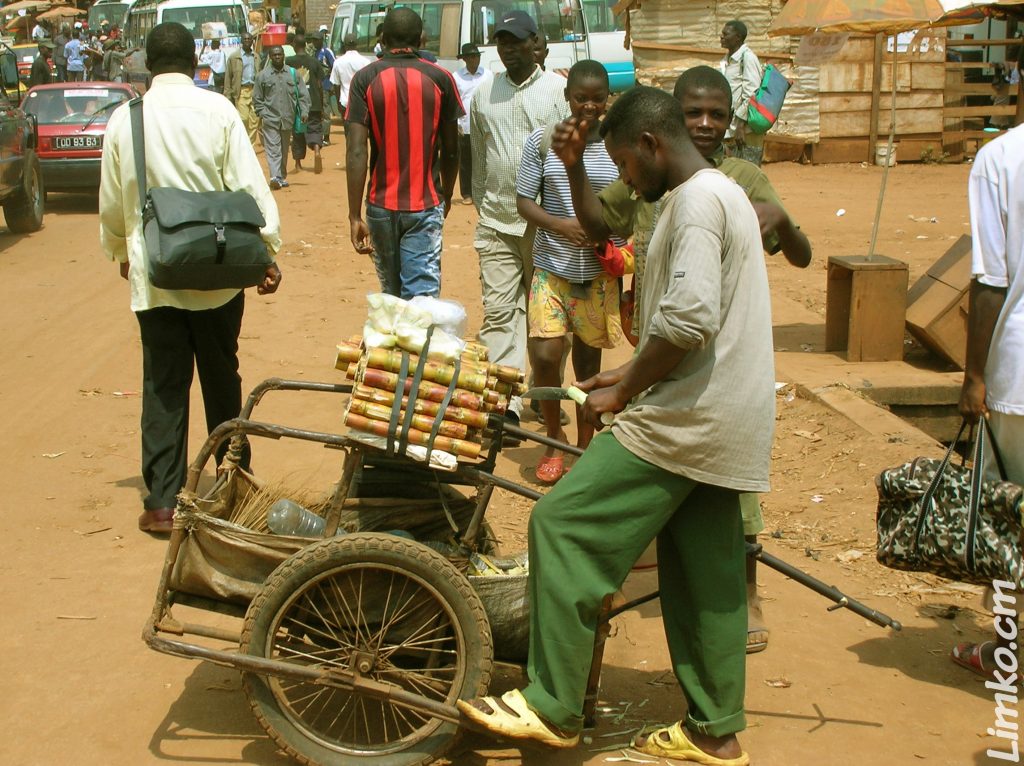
[984,417,1010,481]
[914,418,970,546]
[128,97,147,212]
[914,418,990,577]
[290,66,302,109]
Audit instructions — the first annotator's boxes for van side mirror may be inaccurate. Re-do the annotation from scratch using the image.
[0,50,18,90]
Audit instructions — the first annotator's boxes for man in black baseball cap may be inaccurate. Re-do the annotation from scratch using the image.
[468,7,568,430]
[492,9,538,40]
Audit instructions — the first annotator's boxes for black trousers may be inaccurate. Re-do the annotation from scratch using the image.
[458,134,472,200]
[135,292,247,510]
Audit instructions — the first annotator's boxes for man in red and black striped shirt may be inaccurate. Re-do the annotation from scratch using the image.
[345,7,463,299]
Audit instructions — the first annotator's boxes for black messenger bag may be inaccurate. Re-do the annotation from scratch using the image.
[129,98,272,290]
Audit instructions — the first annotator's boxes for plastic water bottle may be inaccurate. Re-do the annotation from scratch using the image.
[267,499,326,537]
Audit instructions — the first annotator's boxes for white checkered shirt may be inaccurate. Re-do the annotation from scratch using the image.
[470,66,569,236]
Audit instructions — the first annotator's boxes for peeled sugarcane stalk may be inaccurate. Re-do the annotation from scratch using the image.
[353,384,490,430]
[348,398,472,440]
[344,412,481,459]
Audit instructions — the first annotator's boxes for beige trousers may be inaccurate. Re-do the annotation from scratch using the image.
[235,85,260,146]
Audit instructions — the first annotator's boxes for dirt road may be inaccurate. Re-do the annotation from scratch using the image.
[0,148,1004,766]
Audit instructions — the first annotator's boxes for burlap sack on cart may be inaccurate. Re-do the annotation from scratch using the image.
[469,574,529,661]
[168,470,484,606]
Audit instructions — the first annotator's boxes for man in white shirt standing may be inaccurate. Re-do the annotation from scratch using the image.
[719,19,763,166]
[31,20,48,42]
[951,123,1024,679]
[471,10,568,428]
[199,38,227,93]
[331,33,370,127]
[99,22,282,535]
[453,42,491,205]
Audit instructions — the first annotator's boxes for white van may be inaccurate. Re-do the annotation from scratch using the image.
[328,0,633,91]
[124,0,250,89]
[87,0,140,33]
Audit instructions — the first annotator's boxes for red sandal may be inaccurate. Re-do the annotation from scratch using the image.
[535,455,565,484]
[951,641,996,679]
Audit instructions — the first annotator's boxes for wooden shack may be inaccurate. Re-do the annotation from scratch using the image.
[622,0,1011,163]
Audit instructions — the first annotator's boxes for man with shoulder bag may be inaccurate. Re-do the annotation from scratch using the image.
[99,22,283,535]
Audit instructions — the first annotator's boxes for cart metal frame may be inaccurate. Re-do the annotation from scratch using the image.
[144,377,901,764]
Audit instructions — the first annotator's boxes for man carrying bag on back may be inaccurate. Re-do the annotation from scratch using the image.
[100,22,283,535]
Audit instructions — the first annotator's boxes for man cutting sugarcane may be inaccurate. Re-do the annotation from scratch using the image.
[458,85,775,766]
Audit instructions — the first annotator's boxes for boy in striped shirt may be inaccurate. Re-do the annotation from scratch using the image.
[515,60,624,483]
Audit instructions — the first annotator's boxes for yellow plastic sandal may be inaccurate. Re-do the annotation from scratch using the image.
[456,689,579,749]
[633,722,750,765]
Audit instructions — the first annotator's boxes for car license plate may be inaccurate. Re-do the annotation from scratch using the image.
[54,136,101,150]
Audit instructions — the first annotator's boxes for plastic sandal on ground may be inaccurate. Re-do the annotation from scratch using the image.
[633,722,750,765]
[456,689,579,748]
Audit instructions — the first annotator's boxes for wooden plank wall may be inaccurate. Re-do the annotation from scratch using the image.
[812,30,947,165]
[942,38,1020,161]
[627,0,820,143]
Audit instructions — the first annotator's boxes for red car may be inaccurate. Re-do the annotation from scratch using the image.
[21,81,137,192]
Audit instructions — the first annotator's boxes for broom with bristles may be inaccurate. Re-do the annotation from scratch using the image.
[228,479,332,533]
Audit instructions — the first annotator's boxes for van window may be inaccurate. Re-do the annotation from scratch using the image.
[335,1,462,58]
[125,0,158,48]
[581,0,622,33]
[470,0,583,46]
[162,5,247,36]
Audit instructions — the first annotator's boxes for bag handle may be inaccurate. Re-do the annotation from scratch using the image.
[128,97,147,213]
[290,66,302,113]
[983,417,1010,481]
[914,418,989,575]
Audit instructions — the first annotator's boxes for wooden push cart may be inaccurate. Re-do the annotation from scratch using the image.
[144,376,902,766]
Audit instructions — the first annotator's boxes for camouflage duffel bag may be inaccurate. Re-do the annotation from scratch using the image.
[876,419,1024,588]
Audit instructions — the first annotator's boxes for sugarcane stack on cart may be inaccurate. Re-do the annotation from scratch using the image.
[335,294,526,463]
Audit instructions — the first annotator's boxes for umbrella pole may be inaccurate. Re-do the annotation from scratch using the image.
[867,36,898,261]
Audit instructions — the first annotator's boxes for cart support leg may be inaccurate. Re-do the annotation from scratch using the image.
[583,593,615,728]
[324,446,362,536]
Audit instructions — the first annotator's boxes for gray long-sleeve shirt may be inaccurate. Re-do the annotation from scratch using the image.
[611,169,775,493]
[252,64,310,130]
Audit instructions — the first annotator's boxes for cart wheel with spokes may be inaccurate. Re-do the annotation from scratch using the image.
[240,533,494,766]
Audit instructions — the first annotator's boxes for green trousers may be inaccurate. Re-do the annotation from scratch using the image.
[521,431,747,737]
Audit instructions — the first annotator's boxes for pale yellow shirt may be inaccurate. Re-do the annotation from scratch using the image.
[100,73,282,312]
[611,169,775,492]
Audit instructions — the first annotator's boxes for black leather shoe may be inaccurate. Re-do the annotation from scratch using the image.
[501,411,522,447]
[138,507,174,534]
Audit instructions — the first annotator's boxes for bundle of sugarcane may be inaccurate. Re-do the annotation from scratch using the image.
[337,335,524,460]
[336,341,525,392]
[352,384,490,430]
[343,412,482,459]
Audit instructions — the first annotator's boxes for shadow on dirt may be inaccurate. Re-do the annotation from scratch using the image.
[846,615,998,702]
[147,661,290,764]
[44,192,99,216]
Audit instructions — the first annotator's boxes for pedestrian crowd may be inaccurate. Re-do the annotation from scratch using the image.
[96,11,1024,766]
[29,19,136,86]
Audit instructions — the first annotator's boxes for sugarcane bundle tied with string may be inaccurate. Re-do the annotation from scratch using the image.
[336,295,526,462]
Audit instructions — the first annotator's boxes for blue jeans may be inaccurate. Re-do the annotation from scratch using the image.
[365,203,444,298]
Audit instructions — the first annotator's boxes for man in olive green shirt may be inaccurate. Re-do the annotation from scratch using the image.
[553,65,811,655]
